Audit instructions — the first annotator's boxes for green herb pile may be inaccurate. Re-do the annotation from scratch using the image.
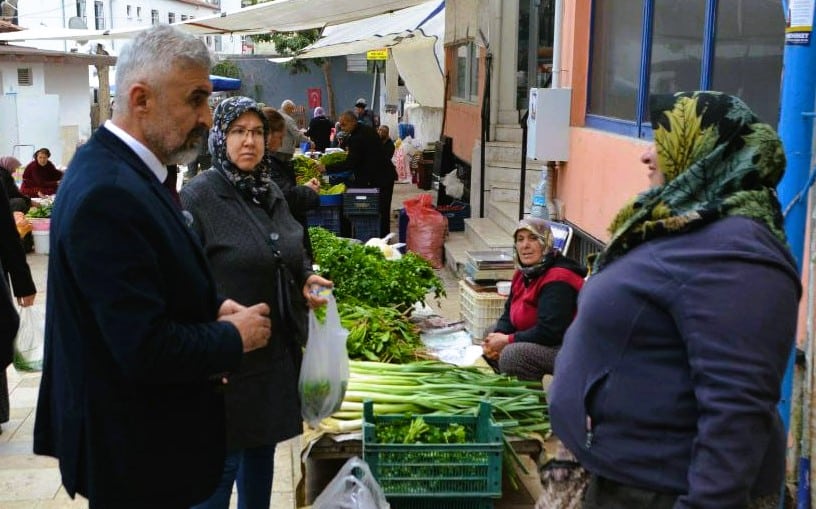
[319,151,347,167]
[26,203,52,218]
[376,416,471,444]
[310,227,445,311]
[339,303,423,363]
[293,155,322,185]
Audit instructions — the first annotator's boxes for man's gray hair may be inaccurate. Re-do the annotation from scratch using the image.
[115,24,212,113]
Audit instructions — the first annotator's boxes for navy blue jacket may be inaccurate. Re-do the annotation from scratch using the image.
[549,217,801,508]
[33,126,243,508]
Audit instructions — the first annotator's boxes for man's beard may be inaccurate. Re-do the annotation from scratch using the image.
[166,126,208,165]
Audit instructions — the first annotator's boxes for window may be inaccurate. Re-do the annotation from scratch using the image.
[453,41,479,102]
[76,0,86,20]
[136,6,141,20]
[126,5,131,19]
[181,14,188,21]
[151,9,159,25]
[168,12,175,23]
[17,68,32,86]
[587,0,784,137]
[94,0,104,29]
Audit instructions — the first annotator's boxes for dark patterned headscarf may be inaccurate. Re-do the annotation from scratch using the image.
[592,91,787,273]
[209,96,272,206]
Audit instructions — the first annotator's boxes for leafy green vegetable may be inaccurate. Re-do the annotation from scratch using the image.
[309,227,445,311]
[319,151,347,167]
[377,417,471,444]
[339,302,423,363]
[26,203,52,218]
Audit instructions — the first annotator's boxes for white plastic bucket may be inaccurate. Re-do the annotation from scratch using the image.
[32,230,49,254]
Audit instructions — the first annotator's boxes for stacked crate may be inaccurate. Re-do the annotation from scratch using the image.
[306,194,343,235]
[343,188,380,241]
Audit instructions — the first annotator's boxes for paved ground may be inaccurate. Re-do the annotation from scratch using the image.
[0,182,537,508]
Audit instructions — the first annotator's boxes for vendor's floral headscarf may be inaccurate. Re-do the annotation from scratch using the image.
[209,96,272,206]
[592,91,787,274]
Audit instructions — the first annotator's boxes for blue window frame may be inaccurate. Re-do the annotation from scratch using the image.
[586,0,784,139]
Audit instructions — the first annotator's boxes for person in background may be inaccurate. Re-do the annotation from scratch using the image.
[549,91,800,508]
[20,148,62,198]
[0,178,36,437]
[0,156,31,213]
[305,106,333,153]
[322,111,396,237]
[181,96,332,509]
[262,107,320,259]
[276,99,311,163]
[331,121,348,149]
[378,125,396,163]
[354,98,378,128]
[33,25,272,509]
[482,217,585,381]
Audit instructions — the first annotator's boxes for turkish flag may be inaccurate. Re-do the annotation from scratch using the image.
[307,88,321,109]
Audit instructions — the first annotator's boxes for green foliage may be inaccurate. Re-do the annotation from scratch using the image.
[211,60,241,79]
[376,417,471,444]
[339,303,423,363]
[251,24,323,75]
[309,227,445,312]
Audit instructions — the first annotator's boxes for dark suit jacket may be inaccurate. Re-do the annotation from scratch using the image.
[33,126,244,508]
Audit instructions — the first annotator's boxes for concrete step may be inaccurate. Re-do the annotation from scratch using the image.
[494,123,523,143]
[443,231,471,277]
[488,200,524,234]
[485,141,523,164]
[465,216,514,251]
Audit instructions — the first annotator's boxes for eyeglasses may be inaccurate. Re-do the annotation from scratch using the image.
[227,126,265,140]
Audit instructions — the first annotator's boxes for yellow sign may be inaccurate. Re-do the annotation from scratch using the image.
[366,49,388,60]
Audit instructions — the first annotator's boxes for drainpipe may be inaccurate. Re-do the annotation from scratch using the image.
[551,0,563,88]
[776,3,816,508]
[489,0,501,138]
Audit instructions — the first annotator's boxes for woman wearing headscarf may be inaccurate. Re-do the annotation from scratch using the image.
[482,217,586,381]
[180,96,332,509]
[0,177,36,435]
[20,148,62,198]
[305,106,333,153]
[549,92,801,508]
[0,156,30,213]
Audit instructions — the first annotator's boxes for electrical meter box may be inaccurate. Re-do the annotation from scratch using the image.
[526,87,571,161]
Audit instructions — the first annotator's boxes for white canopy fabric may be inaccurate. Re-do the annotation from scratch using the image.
[0,0,431,42]
[296,0,445,108]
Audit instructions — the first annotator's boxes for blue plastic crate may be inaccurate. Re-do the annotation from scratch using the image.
[307,205,342,235]
[348,214,380,242]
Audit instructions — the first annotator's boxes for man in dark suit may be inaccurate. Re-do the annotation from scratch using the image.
[33,24,271,509]
[323,111,397,237]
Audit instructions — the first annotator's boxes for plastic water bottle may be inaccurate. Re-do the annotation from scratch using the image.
[530,169,550,219]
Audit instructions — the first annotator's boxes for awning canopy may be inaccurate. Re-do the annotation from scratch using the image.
[0,0,432,42]
[296,0,445,108]
[210,74,241,91]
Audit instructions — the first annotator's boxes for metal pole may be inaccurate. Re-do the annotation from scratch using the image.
[519,110,528,220]
[776,3,816,507]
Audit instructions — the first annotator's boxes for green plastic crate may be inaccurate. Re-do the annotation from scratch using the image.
[362,400,502,506]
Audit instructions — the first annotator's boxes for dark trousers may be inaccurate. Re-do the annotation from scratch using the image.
[378,180,395,237]
[583,475,677,509]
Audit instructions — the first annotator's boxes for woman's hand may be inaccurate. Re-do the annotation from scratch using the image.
[17,293,35,307]
[303,274,333,309]
[482,332,510,360]
[305,178,320,193]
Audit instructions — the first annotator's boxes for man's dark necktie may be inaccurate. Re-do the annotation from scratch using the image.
[164,165,181,207]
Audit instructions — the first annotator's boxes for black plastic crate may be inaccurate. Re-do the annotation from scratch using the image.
[436,201,470,232]
[343,188,380,216]
[348,214,380,242]
[306,205,342,235]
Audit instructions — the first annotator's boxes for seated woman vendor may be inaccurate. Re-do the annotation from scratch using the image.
[482,217,586,381]
[20,147,62,197]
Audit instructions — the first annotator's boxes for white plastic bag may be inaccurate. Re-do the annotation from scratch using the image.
[298,294,350,428]
[13,306,44,372]
[442,169,465,199]
[312,456,390,509]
